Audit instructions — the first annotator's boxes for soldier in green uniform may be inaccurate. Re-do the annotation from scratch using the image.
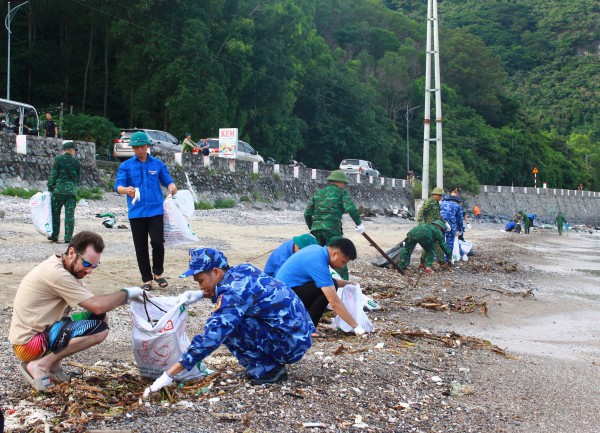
[518,211,531,234]
[417,187,447,268]
[397,220,452,273]
[304,170,364,279]
[47,141,81,243]
[554,212,567,235]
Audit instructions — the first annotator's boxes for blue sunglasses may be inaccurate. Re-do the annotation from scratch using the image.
[75,250,100,269]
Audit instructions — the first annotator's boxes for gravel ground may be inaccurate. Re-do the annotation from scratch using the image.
[1,194,599,432]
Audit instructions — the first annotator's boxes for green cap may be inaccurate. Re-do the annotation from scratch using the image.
[62,141,77,150]
[130,131,152,147]
[293,234,317,250]
[432,220,446,231]
[431,187,445,195]
[327,170,349,183]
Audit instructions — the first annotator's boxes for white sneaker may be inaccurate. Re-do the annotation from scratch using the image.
[461,254,469,262]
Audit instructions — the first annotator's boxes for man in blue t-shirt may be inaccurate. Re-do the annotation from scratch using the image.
[275,237,367,337]
[263,234,317,277]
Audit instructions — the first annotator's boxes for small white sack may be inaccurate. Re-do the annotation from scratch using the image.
[458,240,473,254]
[172,190,195,218]
[130,296,212,381]
[163,197,199,247]
[332,284,374,333]
[451,237,461,264]
[29,191,53,237]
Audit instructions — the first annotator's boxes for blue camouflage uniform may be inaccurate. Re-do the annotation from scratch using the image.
[179,264,314,378]
[440,195,464,259]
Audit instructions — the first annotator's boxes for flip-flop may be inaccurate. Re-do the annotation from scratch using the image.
[48,368,71,383]
[18,362,56,391]
[154,277,168,288]
[141,283,153,291]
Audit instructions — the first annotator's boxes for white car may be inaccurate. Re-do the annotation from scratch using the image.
[206,138,264,163]
[339,159,380,177]
[113,128,182,160]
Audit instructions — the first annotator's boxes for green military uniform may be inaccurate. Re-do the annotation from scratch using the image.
[417,188,445,266]
[304,171,362,279]
[182,135,198,153]
[398,221,452,270]
[554,212,567,235]
[47,142,81,243]
[518,211,530,234]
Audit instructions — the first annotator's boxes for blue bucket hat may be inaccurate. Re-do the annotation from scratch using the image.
[179,247,229,278]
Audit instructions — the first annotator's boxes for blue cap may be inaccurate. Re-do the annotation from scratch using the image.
[179,247,229,278]
[130,131,152,147]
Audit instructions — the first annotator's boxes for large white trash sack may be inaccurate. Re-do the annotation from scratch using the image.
[172,190,195,218]
[29,191,53,237]
[332,284,374,333]
[130,295,212,381]
[163,197,199,247]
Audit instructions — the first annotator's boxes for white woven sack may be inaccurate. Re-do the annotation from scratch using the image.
[29,191,53,236]
[130,296,212,381]
[172,190,195,218]
[163,197,199,247]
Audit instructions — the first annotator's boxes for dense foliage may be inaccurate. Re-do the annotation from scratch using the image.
[4,0,599,190]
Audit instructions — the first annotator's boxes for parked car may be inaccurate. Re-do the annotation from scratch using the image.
[206,138,264,163]
[339,159,380,177]
[113,128,182,160]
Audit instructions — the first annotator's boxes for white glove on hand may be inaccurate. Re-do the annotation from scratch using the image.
[466,223,472,231]
[355,223,366,235]
[143,372,173,398]
[121,286,147,303]
[177,290,204,305]
[354,325,367,336]
[131,187,141,205]
[445,222,451,232]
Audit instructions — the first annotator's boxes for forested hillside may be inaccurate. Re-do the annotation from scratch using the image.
[4,0,599,190]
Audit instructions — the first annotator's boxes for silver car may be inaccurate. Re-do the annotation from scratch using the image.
[206,138,264,163]
[113,129,182,160]
[339,159,380,177]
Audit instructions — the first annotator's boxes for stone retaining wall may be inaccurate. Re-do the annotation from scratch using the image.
[1,134,598,224]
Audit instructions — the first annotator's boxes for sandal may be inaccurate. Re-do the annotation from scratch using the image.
[154,277,168,288]
[141,283,153,291]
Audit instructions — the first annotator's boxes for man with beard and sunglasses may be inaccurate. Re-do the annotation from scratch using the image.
[9,231,148,391]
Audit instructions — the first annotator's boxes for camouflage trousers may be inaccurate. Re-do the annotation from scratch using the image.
[51,194,77,243]
[310,229,349,280]
[419,244,445,267]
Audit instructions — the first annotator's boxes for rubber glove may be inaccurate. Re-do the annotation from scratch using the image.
[143,372,173,398]
[131,187,141,205]
[177,290,204,305]
[354,325,367,336]
[466,223,472,231]
[355,223,365,235]
[120,286,147,303]
[445,222,451,232]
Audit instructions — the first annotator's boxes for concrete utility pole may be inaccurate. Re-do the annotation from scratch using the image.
[421,0,443,199]
[405,105,419,174]
[5,1,29,100]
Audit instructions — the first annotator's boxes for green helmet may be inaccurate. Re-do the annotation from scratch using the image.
[432,220,446,231]
[327,170,349,183]
[431,187,445,195]
[130,131,152,146]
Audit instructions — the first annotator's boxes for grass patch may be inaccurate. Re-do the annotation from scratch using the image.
[252,191,272,203]
[214,198,237,209]
[240,195,250,202]
[77,187,104,201]
[250,173,260,181]
[1,186,38,199]
[195,201,214,210]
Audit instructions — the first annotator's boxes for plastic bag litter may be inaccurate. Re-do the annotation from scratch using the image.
[451,237,461,264]
[163,197,199,247]
[458,240,472,254]
[29,191,53,237]
[332,284,374,333]
[130,295,212,381]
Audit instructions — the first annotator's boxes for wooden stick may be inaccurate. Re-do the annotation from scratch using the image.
[361,232,405,275]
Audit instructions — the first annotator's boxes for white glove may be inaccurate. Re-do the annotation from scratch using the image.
[355,224,365,235]
[445,222,451,232]
[143,372,173,398]
[177,290,204,305]
[354,325,367,336]
[131,187,141,205]
[121,286,147,303]
[466,223,472,231]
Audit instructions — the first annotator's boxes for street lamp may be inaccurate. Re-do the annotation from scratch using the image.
[405,105,419,174]
[5,1,29,100]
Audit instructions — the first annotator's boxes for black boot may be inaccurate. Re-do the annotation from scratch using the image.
[250,364,288,385]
